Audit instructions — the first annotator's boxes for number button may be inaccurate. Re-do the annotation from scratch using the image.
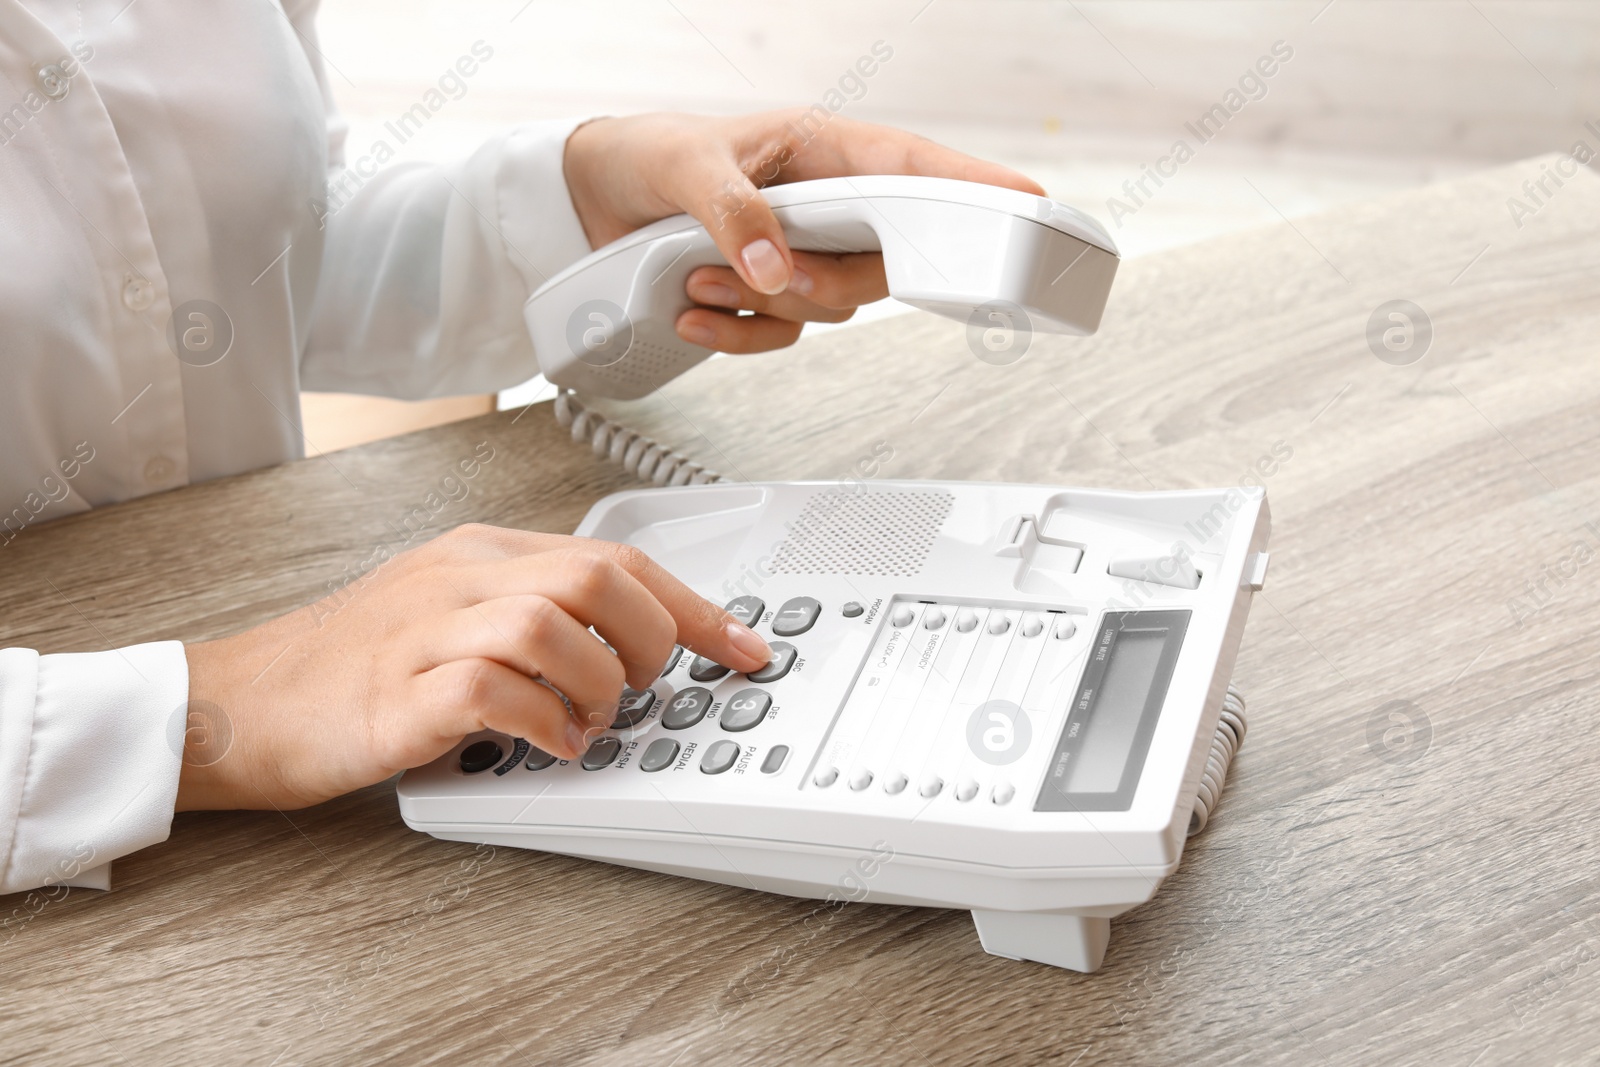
[662,687,713,730]
[747,642,797,683]
[689,655,731,682]
[723,595,765,627]
[772,597,821,637]
[611,687,655,729]
[720,687,773,732]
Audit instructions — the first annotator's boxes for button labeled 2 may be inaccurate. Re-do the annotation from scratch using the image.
[748,642,797,683]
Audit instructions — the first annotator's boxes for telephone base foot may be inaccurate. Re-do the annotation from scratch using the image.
[970,910,1111,973]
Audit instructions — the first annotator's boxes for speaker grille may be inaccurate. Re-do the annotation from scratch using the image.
[770,489,954,576]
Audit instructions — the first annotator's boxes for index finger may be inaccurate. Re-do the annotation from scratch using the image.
[586,539,773,672]
[450,526,772,674]
[752,110,1046,196]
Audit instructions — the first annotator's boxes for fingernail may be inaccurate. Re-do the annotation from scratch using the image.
[679,321,716,348]
[726,621,771,664]
[787,265,814,296]
[690,281,740,308]
[564,720,586,757]
[740,238,789,295]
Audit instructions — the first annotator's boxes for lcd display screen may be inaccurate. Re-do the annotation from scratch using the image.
[1034,610,1190,812]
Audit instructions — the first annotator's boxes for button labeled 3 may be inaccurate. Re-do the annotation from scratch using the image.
[720,688,772,732]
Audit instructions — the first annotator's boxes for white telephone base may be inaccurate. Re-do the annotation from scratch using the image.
[398,480,1266,973]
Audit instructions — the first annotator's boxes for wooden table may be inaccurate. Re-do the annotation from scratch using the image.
[4,155,1599,1065]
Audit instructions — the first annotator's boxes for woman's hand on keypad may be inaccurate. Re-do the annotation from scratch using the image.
[176,524,771,811]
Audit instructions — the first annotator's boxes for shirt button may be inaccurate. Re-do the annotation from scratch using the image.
[143,455,176,484]
[36,63,70,100]
[122,277,155,311]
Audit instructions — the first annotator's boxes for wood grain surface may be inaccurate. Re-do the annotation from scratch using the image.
[4,156,1599,1066]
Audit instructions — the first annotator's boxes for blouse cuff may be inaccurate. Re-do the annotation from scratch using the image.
[0,642,187,894]
[493,117,598,302]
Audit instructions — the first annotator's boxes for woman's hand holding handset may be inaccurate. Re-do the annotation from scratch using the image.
[561,109,1046,354]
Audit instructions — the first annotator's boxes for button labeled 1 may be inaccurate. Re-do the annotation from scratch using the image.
[772,597,821,636]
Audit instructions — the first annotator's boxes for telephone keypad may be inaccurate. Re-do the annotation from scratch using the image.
[476,593,832,780]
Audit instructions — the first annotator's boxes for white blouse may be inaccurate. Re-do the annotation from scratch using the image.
[0,0,594,893]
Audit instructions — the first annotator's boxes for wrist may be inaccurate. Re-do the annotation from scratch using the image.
[176,636,256,811]
[562,116,616,250]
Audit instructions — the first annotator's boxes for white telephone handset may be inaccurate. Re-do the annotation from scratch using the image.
[525,176,1120,483]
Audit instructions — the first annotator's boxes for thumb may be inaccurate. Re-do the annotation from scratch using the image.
[688,161,794,296]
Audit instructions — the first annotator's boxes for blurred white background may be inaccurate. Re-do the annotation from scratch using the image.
[301,0,1600,449]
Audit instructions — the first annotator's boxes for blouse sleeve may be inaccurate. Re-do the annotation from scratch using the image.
[0,643,187,894]
[284,0,596,399]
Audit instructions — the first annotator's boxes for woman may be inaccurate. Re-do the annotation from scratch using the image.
[0,0,1043,895]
